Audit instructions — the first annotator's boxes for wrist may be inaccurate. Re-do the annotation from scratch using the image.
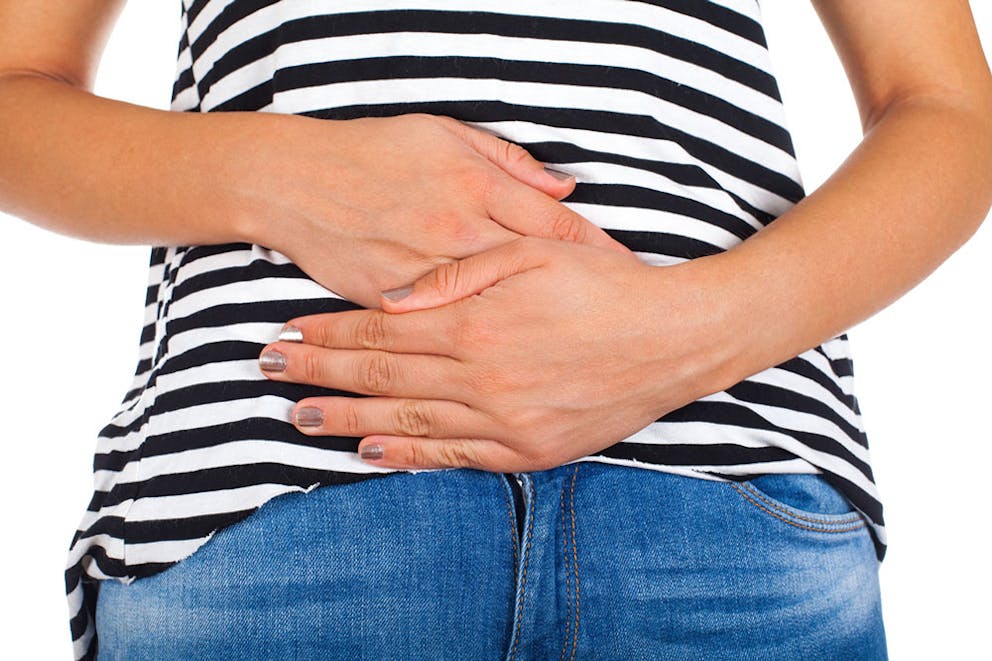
[198,111,285,247]
[202,111,344,249]
[646,252,761,398]
[689,243,828,390]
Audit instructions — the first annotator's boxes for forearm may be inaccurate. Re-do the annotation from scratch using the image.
[0,72,293,245]
[706,92,992,384]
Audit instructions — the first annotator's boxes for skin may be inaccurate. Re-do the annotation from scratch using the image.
[0,2,634,310]
[259,0,992,471]
[3,2,991,472]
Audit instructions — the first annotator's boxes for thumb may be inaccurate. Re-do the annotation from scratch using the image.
[440,117,576,200]
[379,238,541,312]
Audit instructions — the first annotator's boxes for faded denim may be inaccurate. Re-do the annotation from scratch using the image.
[96,462,887,660]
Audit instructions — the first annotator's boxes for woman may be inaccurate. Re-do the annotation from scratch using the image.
[1,1,990,659]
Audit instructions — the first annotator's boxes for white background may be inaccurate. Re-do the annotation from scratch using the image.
[0,2,989,658]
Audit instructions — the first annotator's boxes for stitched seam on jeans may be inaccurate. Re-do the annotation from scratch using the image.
[501,476,519,571]
[737,482,865,526]
[509,478,536,661]
[731,484,867,533]
[559,476,572,661]
[568,465,580,661]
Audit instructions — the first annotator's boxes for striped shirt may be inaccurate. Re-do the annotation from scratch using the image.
[66,1,886,658]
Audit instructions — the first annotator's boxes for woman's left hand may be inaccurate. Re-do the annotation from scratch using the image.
[258,236,746,472]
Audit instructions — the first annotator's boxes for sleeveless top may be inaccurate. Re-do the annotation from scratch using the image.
[65,1,887,658]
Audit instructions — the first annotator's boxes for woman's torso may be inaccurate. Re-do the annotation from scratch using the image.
[66,2,885,659]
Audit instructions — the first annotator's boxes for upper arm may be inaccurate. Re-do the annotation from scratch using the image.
[0,0,127,89]
[810,0,992,131]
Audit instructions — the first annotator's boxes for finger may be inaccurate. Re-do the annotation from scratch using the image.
[485,172,636,257]
[434,115,576,199]
[355,435,528,471]
[289,396,495,440]
[278,307,460,356]
[379,236,542,312]
[258,343,467,401]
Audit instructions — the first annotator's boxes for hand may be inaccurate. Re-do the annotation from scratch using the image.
[237,112,635,308]
[257,237,744,472]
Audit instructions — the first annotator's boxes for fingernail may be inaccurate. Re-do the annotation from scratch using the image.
[278,324,303,342]
[543,166,576,182]
[259,350,287,373]
[359,444,384,460]
[294,406,324,428]
[381,286,412,302]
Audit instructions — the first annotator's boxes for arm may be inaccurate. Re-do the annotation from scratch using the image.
[253,0,992,470]
[712,0,992,387]
[0,1,630,308]
[0,0,266,245]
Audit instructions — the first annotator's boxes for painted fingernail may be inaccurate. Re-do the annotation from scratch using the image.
[295,406,324,428]
[359,444,384,460]
[259,350,286,373]
[543,166,576,182]
[381,286,412,302]
[278,324,303,343]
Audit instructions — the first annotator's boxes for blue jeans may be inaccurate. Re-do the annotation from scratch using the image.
[95,463,887,659]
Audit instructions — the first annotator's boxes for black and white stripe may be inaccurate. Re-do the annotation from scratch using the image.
[66,2,886,658]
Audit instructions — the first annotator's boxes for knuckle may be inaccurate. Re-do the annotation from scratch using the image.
[430,260,464,298]
[450,217,484,249]
[442,305,466,341]
[407,112,441,129]
[406,441,429,468]
[549,211,588,244]
[439,307,473,355]
[510,409,552,439]
[473,314,501,346]
[425,204,469,236]
[450,315,477,349]
[511,235,543,261]
[465,363,510,399]
[342,403,363,436]
[448,162,490,199]
[528,452,559,472]
[311,322,333,348]
[437,443,477,469]
[474,168,500,208]
[499,418,526,443]
[406,440,478,469]
[514,434,559,471]
[425,113,458,130]
[354,312,388,350]
[357,352,393,394]
[500,139,531,168]
[395,400,433,437]
[301,351,325,384]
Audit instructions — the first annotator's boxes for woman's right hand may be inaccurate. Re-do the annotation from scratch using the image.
[234,112,635,308]
[2,3,635,312]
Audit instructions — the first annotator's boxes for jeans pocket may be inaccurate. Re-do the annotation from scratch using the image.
[730,473,867,533]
